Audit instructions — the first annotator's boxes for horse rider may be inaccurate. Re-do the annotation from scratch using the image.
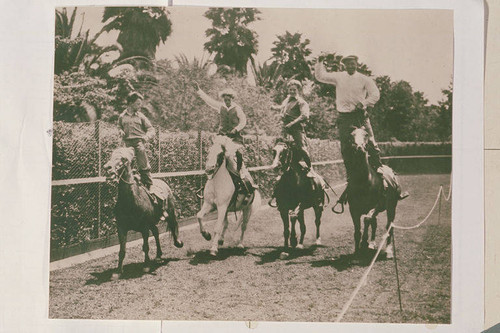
[194,82,258,194]
[268,79,325,206]
[118,91,155,190]
[314,55,409,204]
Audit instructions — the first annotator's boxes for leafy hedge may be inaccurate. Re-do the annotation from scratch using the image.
[51,121,451,249]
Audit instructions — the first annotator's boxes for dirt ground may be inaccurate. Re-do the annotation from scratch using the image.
[49,174,451,323]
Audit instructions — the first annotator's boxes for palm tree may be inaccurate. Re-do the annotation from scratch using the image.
[101,7,172,60]
[270,31,312,81]
[203,8,261,75]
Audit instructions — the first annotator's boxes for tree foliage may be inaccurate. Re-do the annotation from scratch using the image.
[203,8,261,74]
[270,31,312,81]
[102,7,172,59]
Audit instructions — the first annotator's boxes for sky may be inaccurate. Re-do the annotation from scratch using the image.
[69,6,453,104]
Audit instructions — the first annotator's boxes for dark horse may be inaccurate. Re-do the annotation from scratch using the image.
[104,147,183,279]
[344,127,402,257]
[270,140,326,252]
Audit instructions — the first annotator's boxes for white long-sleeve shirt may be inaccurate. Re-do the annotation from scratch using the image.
[314,63,380,113]
[197,89,247,132]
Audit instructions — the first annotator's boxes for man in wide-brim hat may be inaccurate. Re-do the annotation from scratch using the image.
[194,83,258,194]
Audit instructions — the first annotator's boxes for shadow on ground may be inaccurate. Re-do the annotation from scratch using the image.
[311,249,389,271]
[85,258,180,285]
[254,245,323,265]
[188,247,247,265]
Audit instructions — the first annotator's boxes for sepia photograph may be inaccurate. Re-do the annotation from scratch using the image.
[48,5,454,324]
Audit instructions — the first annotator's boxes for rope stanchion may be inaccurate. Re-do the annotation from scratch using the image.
[335,230,391,322]
[336,176,452,322]
[392,186,443,230]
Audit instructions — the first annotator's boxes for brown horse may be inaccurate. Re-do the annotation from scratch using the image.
[104,147,183,279]
[346,127,400,257]
[270,140,326,254]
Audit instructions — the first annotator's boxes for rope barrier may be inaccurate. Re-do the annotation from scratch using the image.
[336,173,452,322]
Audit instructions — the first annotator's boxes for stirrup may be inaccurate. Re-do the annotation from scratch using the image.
[268,197,277,208]
[332,201,344,214]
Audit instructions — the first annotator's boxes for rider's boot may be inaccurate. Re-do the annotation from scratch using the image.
[303,152,314,178]
[236,151,258,194]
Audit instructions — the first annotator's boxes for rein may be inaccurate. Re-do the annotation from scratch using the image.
[118,162,136,185]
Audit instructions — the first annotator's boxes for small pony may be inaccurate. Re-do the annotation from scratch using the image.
[103,147,183,279]
[270,139,327,251]
[342,127,406,258]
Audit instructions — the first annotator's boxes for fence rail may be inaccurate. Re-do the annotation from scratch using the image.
[50,121,452,260]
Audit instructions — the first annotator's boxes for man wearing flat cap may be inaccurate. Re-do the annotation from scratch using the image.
[194,83,258,194]
[118,91,156,190]
[315,55,408,203]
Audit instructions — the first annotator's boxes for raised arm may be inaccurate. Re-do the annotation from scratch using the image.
[234,105,247,132]
[363,77,380,108]
[314,62,339,85]
[197,88,222,111]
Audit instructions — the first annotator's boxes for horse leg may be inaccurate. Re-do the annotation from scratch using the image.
[368,217,378,249]
[237,207,252,249]
[151,224,162,260]
[290,215,298,248]
[112,227,127,280]
[313,205,323,245]
[279,209,290,249]
[142,230,151,273]
[210,205,228,256]
[197,201,213,241]
[297,210,306,249]
[352,213,362,255]
[361,215,370,250]
[218,215,229,246]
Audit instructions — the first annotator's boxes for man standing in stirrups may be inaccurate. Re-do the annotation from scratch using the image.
[314,55,409,205]
[118,91,155,190]
[194,82,258,195]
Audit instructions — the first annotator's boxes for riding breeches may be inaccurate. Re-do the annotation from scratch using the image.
[283,128,311,169]
[124,138,152,187]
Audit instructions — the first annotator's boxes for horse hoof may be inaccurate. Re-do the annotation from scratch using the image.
[386,245,394,259]
[279,252,289,260]
[111,273,121,280]
[209,249,218,257]
[218,239,224,246]
[202,232,212,241]
[237,243,244,249]
[143,267,150,273]
[368,241,377,250]
[174,240,184,248]
[315,238,322,246]
[296,244,304,249]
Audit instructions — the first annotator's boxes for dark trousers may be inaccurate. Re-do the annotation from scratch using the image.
[124,138,153,187]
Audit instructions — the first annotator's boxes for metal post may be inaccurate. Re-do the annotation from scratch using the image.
[392,229,403,313]
[157,125,161,173]
[95,121,101,239]
[198,130,203,208]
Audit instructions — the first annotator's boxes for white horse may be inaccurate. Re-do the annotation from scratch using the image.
[196,135,261,256]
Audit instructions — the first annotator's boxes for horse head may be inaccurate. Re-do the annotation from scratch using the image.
[103,147,135,182]
[271,140,292,171]
[205,135,230,179]
[350,126,370,154]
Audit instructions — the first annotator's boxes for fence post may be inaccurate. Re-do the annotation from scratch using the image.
[157,125,161,173]
[95,121,101,240]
